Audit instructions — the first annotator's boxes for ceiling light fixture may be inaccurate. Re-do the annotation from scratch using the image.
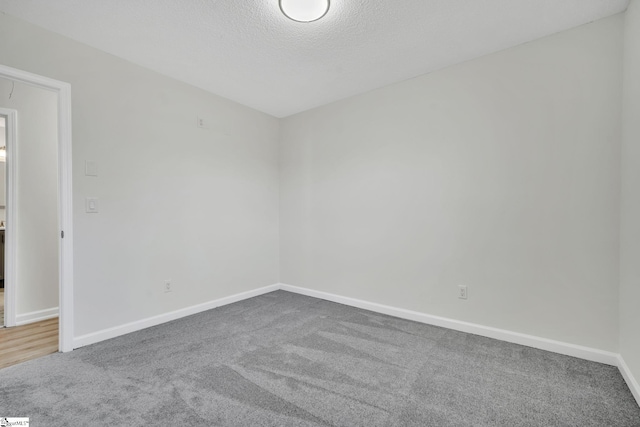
[279,0,330,23]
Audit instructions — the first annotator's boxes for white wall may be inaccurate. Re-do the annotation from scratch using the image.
[280,15,624,351]
[620,0,640,389]
[0,78,59,317]
[0,13,280,337]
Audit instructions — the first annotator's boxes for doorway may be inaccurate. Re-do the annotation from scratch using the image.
[0,64,74,353]
[0,114,5,327]
[0,80,59,337]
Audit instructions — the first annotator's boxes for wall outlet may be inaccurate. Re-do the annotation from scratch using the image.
[164,280,172,293]
[197,116,208,129]
[458,285,468,300]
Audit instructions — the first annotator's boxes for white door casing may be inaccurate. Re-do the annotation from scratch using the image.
[0,64,74,352]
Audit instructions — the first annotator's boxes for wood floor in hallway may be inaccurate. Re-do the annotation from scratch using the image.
[0,317,58,370]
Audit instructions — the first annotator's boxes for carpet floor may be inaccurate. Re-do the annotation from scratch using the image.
[0,290,639,426]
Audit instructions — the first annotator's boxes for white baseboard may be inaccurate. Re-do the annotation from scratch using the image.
[16,307,59,325]
[618,355,640,407]
[73,284,280,349]
[279,284,619,366]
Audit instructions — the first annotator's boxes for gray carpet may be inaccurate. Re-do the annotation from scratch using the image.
[1,290,639,426]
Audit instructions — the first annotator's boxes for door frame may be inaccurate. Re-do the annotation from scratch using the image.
[0,107,17,329]
[0,64,74,353]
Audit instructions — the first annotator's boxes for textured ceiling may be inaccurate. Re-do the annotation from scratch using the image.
[0,0,630,117]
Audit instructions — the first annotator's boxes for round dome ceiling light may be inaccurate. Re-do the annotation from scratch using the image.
[279,0,330,23]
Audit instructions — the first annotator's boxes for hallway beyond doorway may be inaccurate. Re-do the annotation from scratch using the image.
[0,288,4,327]
[0,316,58,369]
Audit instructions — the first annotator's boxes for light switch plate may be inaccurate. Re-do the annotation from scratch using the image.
[86,197,99,213]
[85,160,98,176]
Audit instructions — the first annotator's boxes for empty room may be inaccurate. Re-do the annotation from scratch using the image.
[1,0,639,425]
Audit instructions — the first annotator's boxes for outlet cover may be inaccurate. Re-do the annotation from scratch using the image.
[197,116,209,129]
